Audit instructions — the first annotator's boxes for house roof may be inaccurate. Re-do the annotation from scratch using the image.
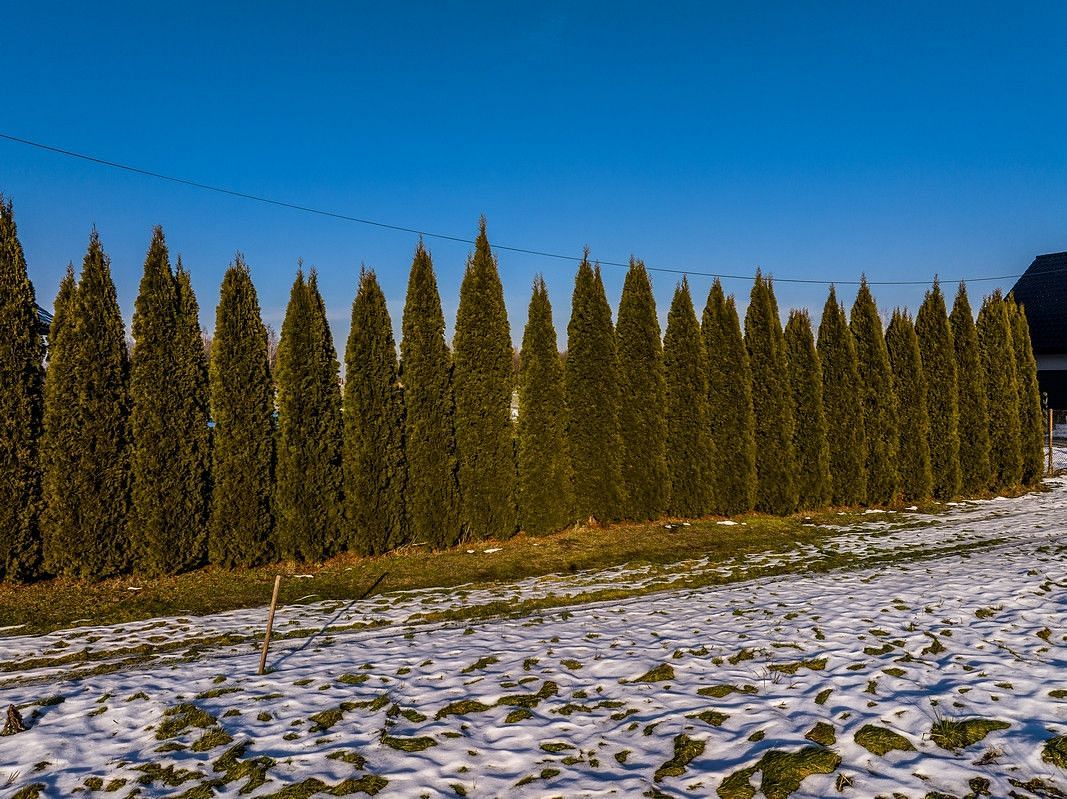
[35,303,52,337]
[1009,251,1067,355]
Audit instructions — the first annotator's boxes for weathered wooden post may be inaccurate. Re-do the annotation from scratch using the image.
[258,575,282,675]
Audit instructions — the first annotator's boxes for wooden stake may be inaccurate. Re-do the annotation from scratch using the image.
[258,575,282,675]
[1050,407,1055,476]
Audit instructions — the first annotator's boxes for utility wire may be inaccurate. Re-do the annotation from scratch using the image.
[0,131,1034,287]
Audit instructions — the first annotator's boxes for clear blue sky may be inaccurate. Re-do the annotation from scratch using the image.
[3,1,1065,347]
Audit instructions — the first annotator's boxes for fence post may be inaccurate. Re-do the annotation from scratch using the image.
[258,575,282,675]
[1050,407,1055,476]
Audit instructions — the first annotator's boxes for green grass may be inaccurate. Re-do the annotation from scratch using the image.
[0,506,927,636]
[718,746,841,799]
[654,734,706,782]
[854,724,915,756]
[929,718,1010,751]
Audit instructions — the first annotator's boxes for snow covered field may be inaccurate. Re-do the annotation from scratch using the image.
[2,481,1066,798]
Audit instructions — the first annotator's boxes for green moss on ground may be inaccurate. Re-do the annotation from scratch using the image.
[854,724,915,756]
[929,718,1010,751]
[654,734,706,782]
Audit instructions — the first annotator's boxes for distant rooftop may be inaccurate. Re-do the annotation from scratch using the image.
[35,303,52,337]
[1009,251,1067,355]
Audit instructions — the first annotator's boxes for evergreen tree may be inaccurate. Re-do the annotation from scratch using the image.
[173,262,211,562]
[1008,297,1045,485]
[663,279,712,517]
[0,197,44,581]
[703,279,757,515]
[744,272,798,515]
[517,276,574,534]
[615,258,667,520]
[274,269,343,560]
[885,310,934,502]
[400,242,460,548]
[452,220,517,539]
[566,255,625,522]
[818,286,867,506]
[977,291,1022,488]
[209,256,274,568]
[40,267,79,574]
[949,283,992,494]
[42,232,130,577]
[343,268,406,555]
[784,309,832,509]
[850,279,899,505]
[129,232,210,574]
[915,281,961,499]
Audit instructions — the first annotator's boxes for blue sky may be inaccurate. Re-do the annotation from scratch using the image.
[3,1,1066,347]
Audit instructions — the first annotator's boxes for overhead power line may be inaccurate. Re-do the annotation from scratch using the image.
[0,131,1033,287]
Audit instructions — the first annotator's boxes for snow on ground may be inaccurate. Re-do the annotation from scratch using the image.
[1,482,1066,798]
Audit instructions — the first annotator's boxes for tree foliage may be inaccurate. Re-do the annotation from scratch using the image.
[915,281,961,499]
[744,272,797,515]
[977,291,1022,489]
[818,286,866,506]
[274,269,343,560]
[452,220,517,539]
[400,242,460,548]
[850,279,898,505]
[703,280,756,516]
[949,283,992,495]
[343,268,406,555]
[42,232,130,577]
[209,255,274,568]
[615,258,667,520]
[784,309,832,509]
[886,310,933,502]
[663,279,712,517]
[129,230,209,575]
[517,276,574,535]
[1007,297,1045,485]
[566,256,625,522]
[0,197,44,580]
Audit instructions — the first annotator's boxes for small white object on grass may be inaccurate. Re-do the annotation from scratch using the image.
[126,587,143,592]
[717,520,739,526]
[483,548,502,554]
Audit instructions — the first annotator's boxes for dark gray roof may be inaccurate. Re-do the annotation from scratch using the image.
[1009,251,1067,355]
[35,303,52,337]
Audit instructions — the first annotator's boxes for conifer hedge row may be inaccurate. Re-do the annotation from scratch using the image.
[0,202,1048,581]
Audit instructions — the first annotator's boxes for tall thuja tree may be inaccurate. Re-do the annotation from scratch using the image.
[0,197,44,581]
[274,269,343,560]
[452,220,516,539]
[663,278,712,517]
[977,291,1022,488]
[850,279,898,505]
[915,281,961,499]
[615,258,666,520]
[744,272,797,515]
[173,261,211,566]
[518,276,574,534]
[818,286,866,506]
[400,242,459,548]
[129,232,210,575]
[209,256,274,568]
[566,256,625,522]
[42,232,130,577]
[886,310,933,502]
[1007,298,1045,484]
[784,310,832,509]
[703,279,756,515]
[949,283,991,494]
[343,268,406,555]
[40,268,79,574]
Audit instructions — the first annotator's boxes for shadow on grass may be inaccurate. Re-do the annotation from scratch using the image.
[269,571,388,671]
